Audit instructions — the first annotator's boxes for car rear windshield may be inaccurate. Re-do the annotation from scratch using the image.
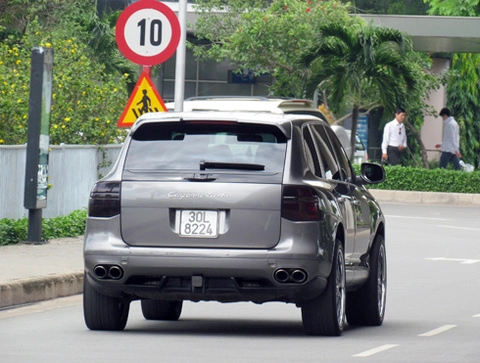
[124,121,288,172]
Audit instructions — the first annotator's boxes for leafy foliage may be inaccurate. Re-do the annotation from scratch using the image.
[446,55,480,168]
[190,0,353,97]
[0,209,86,246]
[191,0,439,165]
[0,0,135,145]
[300,22,439,163]
[424,0,480,169]
[424,0,480,16]
[353,164,480,193]
[347,0,429,15]
[301,23,419,116]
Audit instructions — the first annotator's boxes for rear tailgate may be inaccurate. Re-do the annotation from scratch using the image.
[121,181,282,249]
[120,116,289,249]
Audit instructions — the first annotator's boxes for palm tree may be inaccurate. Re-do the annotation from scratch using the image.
[300,22,417,161]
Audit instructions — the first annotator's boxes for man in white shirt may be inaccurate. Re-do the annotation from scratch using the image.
[435,107,462,170]
[381,107,407,166]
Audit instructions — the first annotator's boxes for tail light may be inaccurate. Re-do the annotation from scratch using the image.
[281,185,319,221]
[88,182,120,217]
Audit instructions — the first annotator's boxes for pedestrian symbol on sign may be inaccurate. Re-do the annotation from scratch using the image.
[134,89,154,118]
[118,71,167,127]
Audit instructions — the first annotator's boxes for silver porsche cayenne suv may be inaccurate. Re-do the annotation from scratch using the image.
[83,111,386,336]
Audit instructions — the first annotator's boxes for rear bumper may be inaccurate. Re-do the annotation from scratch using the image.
[84,248,329,304]
[85,270,327,304]
[84,216,332,304]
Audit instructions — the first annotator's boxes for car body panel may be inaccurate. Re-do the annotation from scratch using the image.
[84,110,385,306]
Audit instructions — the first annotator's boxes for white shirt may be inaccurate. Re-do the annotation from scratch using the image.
[440,116,460,154]
[381,119,407,154]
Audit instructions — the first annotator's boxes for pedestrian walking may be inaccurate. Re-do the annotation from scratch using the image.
[381,107,407,166]
[435,107,462,170]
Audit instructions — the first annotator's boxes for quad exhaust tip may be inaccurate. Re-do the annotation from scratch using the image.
[274,268,308,284]
[93,264,124,280]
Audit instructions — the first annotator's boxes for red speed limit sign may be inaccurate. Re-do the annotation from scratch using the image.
[115,0,181,65]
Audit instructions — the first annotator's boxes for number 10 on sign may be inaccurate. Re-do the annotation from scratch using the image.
[137,18,162,46]
[115,0,180,66]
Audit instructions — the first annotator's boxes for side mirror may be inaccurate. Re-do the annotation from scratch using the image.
[356,162,385,185]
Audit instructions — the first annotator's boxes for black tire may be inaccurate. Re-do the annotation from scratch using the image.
[141,300,183,321]
[346,234,387,326]
[301,240,346,336]
[83,273,130,331]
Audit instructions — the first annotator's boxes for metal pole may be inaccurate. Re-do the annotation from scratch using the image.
[24,47,53,244]
[143,65,152,78]
[27,209,43,244]
[174,0,187,111]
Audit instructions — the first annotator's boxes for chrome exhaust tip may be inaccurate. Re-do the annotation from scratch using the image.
[93,265,108,279]
[291,269,307,283]
[108,265,124,280]
[274,269,290,283]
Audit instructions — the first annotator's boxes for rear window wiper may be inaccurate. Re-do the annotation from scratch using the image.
[199,160,265,171]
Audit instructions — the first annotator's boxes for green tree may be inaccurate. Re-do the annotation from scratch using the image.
[190,0,355,97]
[424,0,480,16]
[0,0,134,145]
[425,0,480,168]
[300,22,438,164]
[348,0,429,15]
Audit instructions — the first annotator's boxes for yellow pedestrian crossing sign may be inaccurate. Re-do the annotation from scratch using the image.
[117,71,167,127]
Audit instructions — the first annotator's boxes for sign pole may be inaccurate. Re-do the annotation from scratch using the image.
[143,65,152,78]
[174,0,187,112]
[23,47,53,244]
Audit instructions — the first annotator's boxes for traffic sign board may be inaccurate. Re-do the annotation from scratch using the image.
[117,71,167,127]
[115,0,181,65]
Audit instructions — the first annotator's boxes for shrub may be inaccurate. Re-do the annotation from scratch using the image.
[0,209,86,246]
[354,164,480,194]
[0,2,132,146]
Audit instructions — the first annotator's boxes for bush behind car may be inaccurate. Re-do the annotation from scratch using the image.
[353,165,480,194]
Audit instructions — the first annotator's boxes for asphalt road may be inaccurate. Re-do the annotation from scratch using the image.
[1,202,479,362]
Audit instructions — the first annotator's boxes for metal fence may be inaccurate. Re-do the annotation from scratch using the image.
[0,144,122,220]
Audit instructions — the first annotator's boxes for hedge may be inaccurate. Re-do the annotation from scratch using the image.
[354,165,480,194]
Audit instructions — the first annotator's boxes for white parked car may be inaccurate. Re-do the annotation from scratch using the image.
[330,125,368,164]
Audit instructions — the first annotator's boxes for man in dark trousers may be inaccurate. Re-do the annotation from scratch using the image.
[435,107,462,170]
[381,107,407,166]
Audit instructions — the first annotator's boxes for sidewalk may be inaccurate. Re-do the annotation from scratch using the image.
[0,236,83,309]
[370,189,480,206]
[1,190,480,310]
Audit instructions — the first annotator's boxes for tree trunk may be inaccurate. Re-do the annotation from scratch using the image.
[404,119,429,168]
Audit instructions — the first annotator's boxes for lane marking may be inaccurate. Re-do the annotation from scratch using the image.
[438,225,480,232]
[426,257,480,264]
[385,215,448,221]
[418,324,457,337]
[353,344,399,357]
[473,314,480,318]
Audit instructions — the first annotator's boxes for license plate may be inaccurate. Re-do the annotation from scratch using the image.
[179,210,218,238]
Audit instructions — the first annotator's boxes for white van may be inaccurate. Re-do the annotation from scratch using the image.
[165,96,327,119]
[165,96,363,162]
[330,125,368,164]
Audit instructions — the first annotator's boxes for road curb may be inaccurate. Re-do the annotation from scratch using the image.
[369,189,480,206]
[0,271,83,309]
